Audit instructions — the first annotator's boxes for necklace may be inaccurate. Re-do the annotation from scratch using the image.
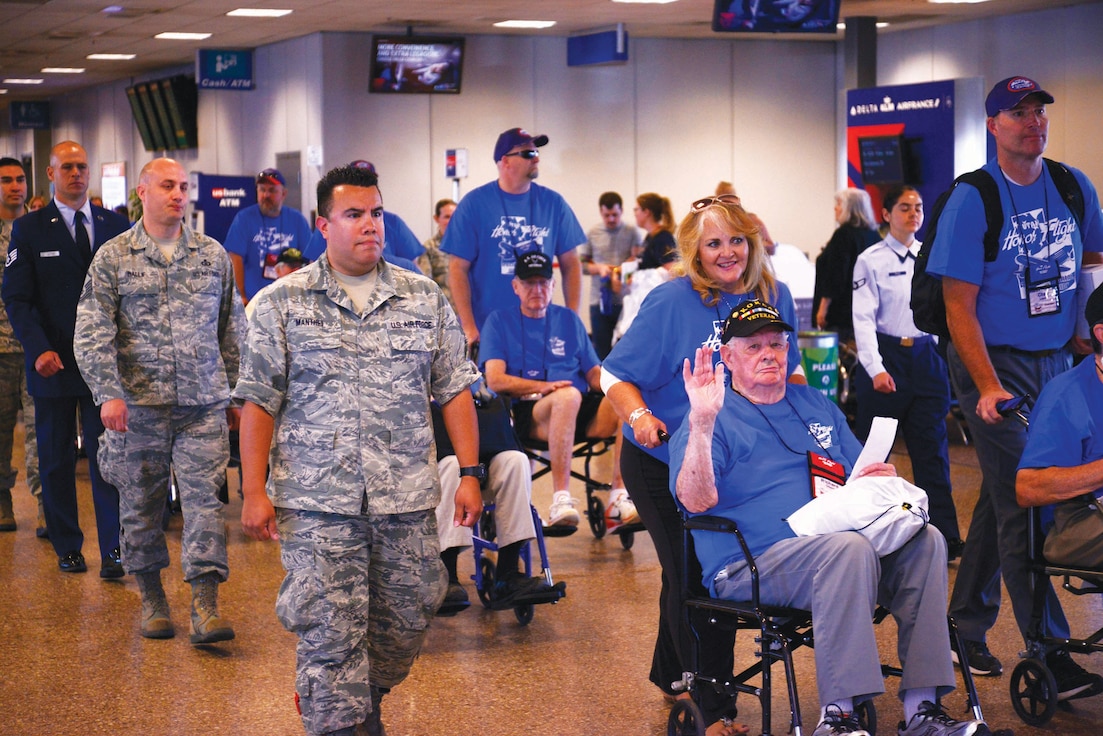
[735,390,839,463]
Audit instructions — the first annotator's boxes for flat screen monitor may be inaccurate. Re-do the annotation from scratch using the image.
[713,0,840,33]
[858,135,906,185]
[370,36,464,94]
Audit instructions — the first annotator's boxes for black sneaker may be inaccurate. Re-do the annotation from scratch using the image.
[1046,649,1103,701]
[952,639,1002,676]
[812,704,869,736]
[897,700,988,736]
[946,538,966,562]
[436,581,470,617]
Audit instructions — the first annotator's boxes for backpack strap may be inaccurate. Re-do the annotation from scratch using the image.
[955,169,1002,262]
[1044,157,1086,227]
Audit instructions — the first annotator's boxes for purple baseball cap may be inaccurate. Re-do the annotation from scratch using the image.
[493,128,548,162]
[985,76,1054,117]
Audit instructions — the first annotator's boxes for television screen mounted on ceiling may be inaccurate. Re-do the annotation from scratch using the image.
[713,0,840,33]
[370,36,464,94]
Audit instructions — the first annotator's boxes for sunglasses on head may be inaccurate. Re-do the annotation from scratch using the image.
[502,149,539,160]
[690,194,741,211]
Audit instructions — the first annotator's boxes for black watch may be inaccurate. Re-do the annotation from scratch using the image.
[458,463,487,481]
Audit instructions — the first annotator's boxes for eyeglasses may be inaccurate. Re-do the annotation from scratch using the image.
[690,194,741,211]
[502,149,539,160]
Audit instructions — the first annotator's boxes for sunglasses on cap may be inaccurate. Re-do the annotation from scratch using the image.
[690,194,741,211]
[502,149,539,160]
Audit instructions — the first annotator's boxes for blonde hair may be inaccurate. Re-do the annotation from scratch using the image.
[835,188,877,229]
[675,201,777,307]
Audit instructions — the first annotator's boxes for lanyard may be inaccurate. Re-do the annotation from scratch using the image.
[518,308,550,381]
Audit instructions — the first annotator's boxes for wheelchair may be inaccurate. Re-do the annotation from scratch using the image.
[667,515,987,736]
[1008,503,1103,726]
[522,433,645,549]
[469,501,567,625]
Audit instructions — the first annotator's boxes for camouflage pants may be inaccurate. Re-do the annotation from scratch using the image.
[99,404,229,581]
[275,507,447,735]
[0,353,39,497]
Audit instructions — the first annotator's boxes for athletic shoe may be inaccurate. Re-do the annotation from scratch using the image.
[951,639,1003,676]
[812,705,869,736]
[1047,648,1103,700]
[491,575,562,608]
[548,490,580,526]
[897,700,988,736]
[605,488,640,530]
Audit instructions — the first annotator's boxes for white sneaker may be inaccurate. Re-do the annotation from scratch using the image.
[548,490,581,526]
[605,488,640,529]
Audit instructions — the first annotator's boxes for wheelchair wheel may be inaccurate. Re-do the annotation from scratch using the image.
[476,558,496,609]
[620,529,635,550]
[480,507,497,541]
[855,699,877,735]
[1010,657,1058,726]
[666,699,706,736]
[587,492,606,539]
[514,603,534,626]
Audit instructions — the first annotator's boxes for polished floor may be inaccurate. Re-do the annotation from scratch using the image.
[2,417,1102,736]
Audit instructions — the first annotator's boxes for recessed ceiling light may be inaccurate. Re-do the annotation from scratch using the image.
[227,8,293,17]
[87,53,137,60]
[155,32,213,40]
[493,20,557,29]
[877,22,889,28]
[3,78,44,85]
[102,5,125,13]
[0,90,8,95]
[42,67,86,74]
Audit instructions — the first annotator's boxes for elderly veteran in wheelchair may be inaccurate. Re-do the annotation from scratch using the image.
[668,300,991,736]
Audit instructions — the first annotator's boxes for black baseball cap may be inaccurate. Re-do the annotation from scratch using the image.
[721,299,794,342]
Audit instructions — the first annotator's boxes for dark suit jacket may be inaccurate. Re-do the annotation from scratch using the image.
[2,201,131,397]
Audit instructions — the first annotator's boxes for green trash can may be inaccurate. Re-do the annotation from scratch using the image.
[798,331,839,402]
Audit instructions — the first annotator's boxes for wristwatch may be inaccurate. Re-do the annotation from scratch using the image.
[458,464,487,481]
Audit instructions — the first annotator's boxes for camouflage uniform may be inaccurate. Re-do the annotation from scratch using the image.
[74,220,245,581]
[0,219,40,503]
[234,254,477,736]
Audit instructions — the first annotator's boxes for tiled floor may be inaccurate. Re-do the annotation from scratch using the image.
[1,419,1101,735]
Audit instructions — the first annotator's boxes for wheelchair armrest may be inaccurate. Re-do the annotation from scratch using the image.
[686,515,741,534]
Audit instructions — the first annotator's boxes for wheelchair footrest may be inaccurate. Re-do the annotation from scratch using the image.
[609,521,645,535]
[541,524,578,538]
[488,580,567,610]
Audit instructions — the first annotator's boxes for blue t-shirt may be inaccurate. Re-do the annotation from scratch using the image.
[479,304,598,395]
[1019,356,1103,487]
[667,383,862,594]
[602,276,801,463]
[301,210,425,263]
[439,180,586,329]
[222,204,313,299]
[926,159,1103,351]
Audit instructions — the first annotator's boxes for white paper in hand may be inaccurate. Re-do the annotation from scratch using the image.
[849,416,898,480]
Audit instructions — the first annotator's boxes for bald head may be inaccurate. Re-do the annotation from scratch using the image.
[137,158,188,239]
[47,141,89,209]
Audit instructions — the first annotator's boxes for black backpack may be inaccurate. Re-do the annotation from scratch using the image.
[910,158,1086,342]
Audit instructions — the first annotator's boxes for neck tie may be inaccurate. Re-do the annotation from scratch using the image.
[74,210,91,258]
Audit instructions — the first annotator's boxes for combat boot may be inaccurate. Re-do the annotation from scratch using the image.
[356,686,387,736]
[189,572,235,645]
[136,571,175,639]
[0,489,15,531]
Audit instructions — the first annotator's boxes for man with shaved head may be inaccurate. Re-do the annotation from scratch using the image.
[2,140,129,577]
[75,157,246,645]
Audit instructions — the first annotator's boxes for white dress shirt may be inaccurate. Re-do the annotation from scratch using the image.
[852,234,926,378]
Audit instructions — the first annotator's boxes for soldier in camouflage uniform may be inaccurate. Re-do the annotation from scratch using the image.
[0,157,41,533]
[237,165,482,736]
[74,158,246,644]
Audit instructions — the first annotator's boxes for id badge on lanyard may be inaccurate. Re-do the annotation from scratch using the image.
[808,451,846,498]
[1025,254,1061,318]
